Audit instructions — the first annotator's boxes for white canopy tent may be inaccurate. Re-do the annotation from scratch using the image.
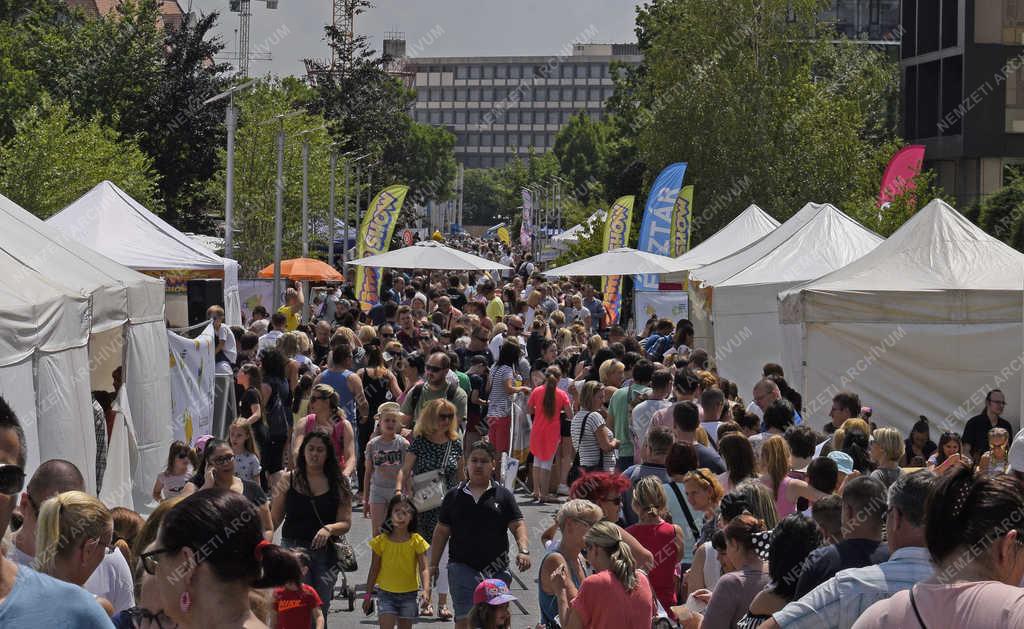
[544,247,687,277]
[692,203,883,396]
[0,192,170,508]
[551,210,607,245]
[669,205,780,351]
[48,181,242,325]
[780,199,1024,436]
[349,240,512,271]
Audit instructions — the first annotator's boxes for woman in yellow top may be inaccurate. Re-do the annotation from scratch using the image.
[363,495,431,629]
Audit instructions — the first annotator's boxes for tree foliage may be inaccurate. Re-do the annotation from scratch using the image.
[610,0,904,242]
[205,78,333,274]
[977,174,1024,250]
[0,99,159,217]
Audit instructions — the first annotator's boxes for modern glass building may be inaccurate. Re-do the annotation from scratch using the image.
[396,43,642,169]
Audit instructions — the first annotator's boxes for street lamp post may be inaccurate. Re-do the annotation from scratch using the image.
[272,122,284,311]
[202,79,255,259]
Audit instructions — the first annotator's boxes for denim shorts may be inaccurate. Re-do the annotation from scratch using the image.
[448,561,512,620]
[377,590,419,620]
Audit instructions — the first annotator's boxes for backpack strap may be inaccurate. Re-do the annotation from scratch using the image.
[667,481,700,540]
[445,382,458,401]
[410,383,425,415]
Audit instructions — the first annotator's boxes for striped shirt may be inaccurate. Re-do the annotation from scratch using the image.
[487,364,515,417]
[772,546,933,629]
[571,410,612,470]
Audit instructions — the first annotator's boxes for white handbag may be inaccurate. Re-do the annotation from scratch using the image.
[411,440,453,512]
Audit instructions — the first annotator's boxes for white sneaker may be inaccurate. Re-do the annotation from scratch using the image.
[557,484,570,496]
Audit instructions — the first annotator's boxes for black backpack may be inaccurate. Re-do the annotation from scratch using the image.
[264,378,291,442]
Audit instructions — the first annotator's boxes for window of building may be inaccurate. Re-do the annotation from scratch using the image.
[575,87,587,101]
[588,87,601,101]
[510,64,522,79]
[589,63,602,79]
[941,0,957,48]
[482,88,494,101]
[467,133,480,147]
[533,87,546,101]
[442,110,454,124]
[455,65,469,79]
[429,111,442,124]
[1007,64,1024,133]
[470,110,482,124]
[456,87,468,100]
[469,87,481,101]
[481,133,493,146]
[576,65,588,79]
[469,65,481,79]
[455,131,466,145]
[455,110,467,124]
[547,111,560,124]
[496,64,508,79]
[507,110,519,124]
[534,133,546,148]
[443,87,455,101]
[520,110,532,124]
[560,64,574,79]
[495,132,506,146]
[483,65,495,79]
[562,87,574,101]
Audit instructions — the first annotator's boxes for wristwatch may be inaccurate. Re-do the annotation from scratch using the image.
[518,548,530,555]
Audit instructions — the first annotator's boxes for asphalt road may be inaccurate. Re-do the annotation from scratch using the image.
[325,489,561,628]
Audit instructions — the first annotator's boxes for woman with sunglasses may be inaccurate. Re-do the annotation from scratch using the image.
[35,490,114,589]
[291,383,356,480]
[539,499,603,628]
[141,489,301,629]
[179,439,273,540]
[270,431,352,615]
[400,398,465,619]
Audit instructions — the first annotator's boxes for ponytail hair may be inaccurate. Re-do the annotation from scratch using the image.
[35,490,112,575]
[925,465,1024,566]
[542,365,562,417]
[161,488,301,589]
[631,475,667,520]
[584,521,638,591]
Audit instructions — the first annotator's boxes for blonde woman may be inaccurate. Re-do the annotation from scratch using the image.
[571,381,619,473]
[626,476,683,615]
[36,491,113,588]
[759,436,827,519]
[598,359,625,388]
[292,383,356,478]
[869,426,905,488]
[556,521,656,628]
[538,500,602,626]
[399,398,464,619]
[276,332,302,393]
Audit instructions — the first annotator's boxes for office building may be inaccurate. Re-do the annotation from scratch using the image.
[392,41,642,169]
[903,0,1024,206]
[819,0,902,41]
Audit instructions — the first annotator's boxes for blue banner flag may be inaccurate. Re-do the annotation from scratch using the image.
[636,162,687,290]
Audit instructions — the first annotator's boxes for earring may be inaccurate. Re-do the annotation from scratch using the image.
[179,591,192,613]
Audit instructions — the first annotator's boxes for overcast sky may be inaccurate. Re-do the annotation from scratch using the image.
[188,1,639,78]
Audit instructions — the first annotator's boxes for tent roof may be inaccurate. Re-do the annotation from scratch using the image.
[784,199,1024,293]
[48,181,229,272]
[673,205,780,271]
[717,204,882,287]
[691,202,826,285]
[0,192,164,331]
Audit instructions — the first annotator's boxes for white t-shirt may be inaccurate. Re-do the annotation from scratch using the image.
[631,398,673,455]
[257,330,283,354]
[9,544,135,614]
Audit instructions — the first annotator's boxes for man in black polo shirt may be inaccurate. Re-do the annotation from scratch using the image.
[962,389,1013,461]
[431,441,531,628]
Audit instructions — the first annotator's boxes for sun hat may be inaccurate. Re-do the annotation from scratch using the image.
[827,451,855,475]
[472,579,518,607]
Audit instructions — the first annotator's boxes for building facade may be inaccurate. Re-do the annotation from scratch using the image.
[397,43,642,169]
[820,0,902,41]
[903,0,1024,206]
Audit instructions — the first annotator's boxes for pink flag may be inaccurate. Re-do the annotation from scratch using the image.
[878,145,925,207]
[520,189,533,250]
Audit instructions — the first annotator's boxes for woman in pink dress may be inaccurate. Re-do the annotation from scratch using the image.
[527,365,571,503]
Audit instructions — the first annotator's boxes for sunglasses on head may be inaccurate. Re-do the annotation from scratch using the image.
[0,464,25,495]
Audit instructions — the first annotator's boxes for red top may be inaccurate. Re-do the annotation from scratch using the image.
[273,584,322,629]
[626,520,678,612]
[527,386,571,460]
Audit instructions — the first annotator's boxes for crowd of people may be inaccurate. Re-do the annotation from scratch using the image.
[2,239,1023,629]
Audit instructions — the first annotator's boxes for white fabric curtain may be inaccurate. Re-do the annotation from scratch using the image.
[223,258,242,326]
[0,360,40,478]
[100,385,137,511]
[125,320,173,513]
[35,347,97,493]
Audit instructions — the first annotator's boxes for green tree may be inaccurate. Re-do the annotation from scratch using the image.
[387,121,457,211]
[977,174,1024,250]
[0,99,159,217]
[847,169,952,237]
[205,78,333,274]
[552,113,610,205]
[622,0,902,241]
[462,167,504,226]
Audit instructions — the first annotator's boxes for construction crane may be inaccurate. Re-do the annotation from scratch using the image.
[304,0,355,85]
[224,0,278,77]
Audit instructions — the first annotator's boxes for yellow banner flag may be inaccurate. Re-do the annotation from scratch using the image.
[354,185,410,310]
[671,185,694,257]
[496,226,511,246]
[601,195,635,324]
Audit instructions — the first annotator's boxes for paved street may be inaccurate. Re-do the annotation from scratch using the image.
[326,489,561,628]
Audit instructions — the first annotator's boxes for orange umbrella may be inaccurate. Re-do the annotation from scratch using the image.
[257,257,343,281]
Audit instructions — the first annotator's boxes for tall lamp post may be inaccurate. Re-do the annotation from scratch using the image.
[343,154,370,276]
[202,79,255,259]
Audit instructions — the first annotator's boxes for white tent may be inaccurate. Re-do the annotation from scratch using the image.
[543,247,687,277]
[669,205,780,351]
[0,193,170,507]
[551,210,607,245]
[780,199,1024,435]
[48,181,242,326]
[349,240,512,271]
[692,203,883,397]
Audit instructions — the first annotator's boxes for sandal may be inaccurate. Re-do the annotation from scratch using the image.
[419,600,434,617]
[438,605,453,620]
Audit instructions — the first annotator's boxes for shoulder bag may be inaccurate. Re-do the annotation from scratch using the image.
[309,488,358,573]
[411,439,454,512]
